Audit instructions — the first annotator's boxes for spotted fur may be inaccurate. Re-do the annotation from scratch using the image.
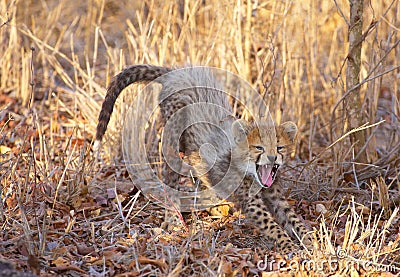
[95,64,311,253]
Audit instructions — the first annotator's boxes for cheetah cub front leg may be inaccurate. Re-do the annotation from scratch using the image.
[236,180,311,253]
[244,195,300,253]
[261,184,312,250]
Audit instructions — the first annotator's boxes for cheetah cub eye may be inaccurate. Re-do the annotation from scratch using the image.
[255,146,265,151]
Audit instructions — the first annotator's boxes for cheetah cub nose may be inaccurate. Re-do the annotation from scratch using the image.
[267,155,277,162]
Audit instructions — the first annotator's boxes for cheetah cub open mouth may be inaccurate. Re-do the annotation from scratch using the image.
[257,164,279,188]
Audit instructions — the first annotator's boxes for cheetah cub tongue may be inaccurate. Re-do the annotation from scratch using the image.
[260,165,276,187]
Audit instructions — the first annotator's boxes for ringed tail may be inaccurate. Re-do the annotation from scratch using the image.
[95,64,172,144]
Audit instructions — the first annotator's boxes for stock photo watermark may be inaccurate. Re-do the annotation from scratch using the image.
[256,249,398,273]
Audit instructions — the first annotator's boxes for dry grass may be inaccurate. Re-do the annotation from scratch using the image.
[1,0,399,276]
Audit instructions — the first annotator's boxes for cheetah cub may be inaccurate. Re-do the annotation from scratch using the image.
[95,64,311,253]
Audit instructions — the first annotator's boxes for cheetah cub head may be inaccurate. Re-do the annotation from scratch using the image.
[232,120,298,188]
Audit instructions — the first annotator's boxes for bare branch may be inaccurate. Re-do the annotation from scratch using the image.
[334,0,350,26]
[331,38,400,120]
[0,15,11,28]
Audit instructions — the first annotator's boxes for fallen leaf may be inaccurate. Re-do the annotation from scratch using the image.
[221,261,233,274]
[76,243,95,256]
[105,188,116,199]
[27,255,41,275]
[95,195,108,206]
[315,203,327,215]
[0,145,11,154]
[128,256,168,273]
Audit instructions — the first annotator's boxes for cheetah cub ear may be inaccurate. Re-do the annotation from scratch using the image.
[232,119,252,144]
[277,121,298,144]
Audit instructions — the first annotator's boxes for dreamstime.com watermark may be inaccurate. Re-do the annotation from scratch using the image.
[256,249,399,273]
